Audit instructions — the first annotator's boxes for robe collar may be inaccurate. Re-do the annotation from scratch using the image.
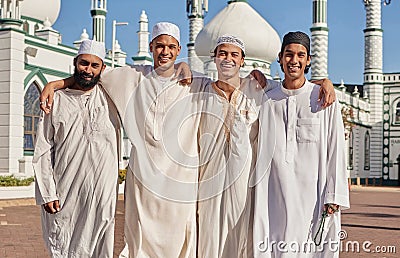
[280,79,312,96]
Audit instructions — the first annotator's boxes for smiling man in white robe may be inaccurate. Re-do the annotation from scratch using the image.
[253,31,350,258]
[33,40,120,257]
[100,22,212,257]
[197,35,266,258]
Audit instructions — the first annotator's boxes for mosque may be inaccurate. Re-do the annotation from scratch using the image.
[0,0,398,186]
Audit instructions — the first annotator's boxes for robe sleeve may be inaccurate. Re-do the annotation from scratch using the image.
[99,65,145,120]
[324,102,350,210]
[32,111,57,205]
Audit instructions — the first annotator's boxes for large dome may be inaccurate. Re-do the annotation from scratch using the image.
[20,0,61,25]
[195,1,281,63]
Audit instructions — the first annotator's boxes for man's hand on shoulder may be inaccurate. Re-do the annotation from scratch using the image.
[173,62,192,86]
[40,77,74,114]
[249,69,267,89]
[311,78,336,108]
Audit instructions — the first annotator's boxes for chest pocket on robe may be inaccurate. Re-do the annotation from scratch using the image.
[296,118,320,143]
[91,105,114,132]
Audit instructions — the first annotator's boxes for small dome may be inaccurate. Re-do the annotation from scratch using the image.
[195,1,281,63]
[20,0,61,25]
[43,17,52,29]
[140,10,148,22]
[80,29,90,40]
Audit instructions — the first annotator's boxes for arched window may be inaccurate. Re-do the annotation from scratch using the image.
[347,131,354,170]
[24,83,41,151]
[364,131,370,170]
[395,102,400,124]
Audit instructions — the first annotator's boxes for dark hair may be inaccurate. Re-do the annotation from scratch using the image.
[281,31,311,57]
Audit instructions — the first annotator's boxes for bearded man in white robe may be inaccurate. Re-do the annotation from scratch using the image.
[33,40,120,257]
[253,31,350,258]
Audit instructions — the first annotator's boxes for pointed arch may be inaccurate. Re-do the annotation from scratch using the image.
[24,82,41,151]
[24,68,48,91]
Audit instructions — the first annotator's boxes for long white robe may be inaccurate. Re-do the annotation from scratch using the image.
[101,66,210,258]
[197,78,275,258]
[253,81,350,258]
[33,85,120,258]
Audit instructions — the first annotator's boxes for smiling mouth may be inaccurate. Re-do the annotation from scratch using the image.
[158,56,172,63]
[81,74,93,80]
[220,63,236,68]
[288,65,300,72]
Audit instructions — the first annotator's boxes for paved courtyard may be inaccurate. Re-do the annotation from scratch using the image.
[0,186,399,257]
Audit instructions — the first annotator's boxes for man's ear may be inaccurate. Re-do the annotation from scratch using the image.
[277,52,282,64]
[307,55,311,66]
[176,45,181,56]
[149,42,153,53]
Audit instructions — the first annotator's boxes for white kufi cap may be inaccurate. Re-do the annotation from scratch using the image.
[151,22,180,45]
[214,35,245,54]
[78,39,106,61]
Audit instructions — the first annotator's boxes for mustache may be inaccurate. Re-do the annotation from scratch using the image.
[79,71,94,78]
[73,68,100,89]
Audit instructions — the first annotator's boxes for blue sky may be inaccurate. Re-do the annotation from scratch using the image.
[53,0,400,85]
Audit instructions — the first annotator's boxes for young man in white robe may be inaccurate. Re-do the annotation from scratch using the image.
[197,35,265,258]
[33,40,120,257]
[253,31,350,258]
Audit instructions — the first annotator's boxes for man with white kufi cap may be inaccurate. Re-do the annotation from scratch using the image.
[101,21,211,258]
[196,34,266,257]
[33,39,120,257]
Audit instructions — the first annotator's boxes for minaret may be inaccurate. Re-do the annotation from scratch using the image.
[363,0,383,178]
[310,0,328,80]
[0,0,23,28]
[91,0,107,43]
[132,10,152,65]
[186,0,208,72]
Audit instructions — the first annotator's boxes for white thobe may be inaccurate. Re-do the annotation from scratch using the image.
[33,85,120,257]
[197,77,274,258]
[101,66,210,258]
[253,81,350,258]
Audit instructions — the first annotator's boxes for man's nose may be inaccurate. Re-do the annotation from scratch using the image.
[161,46,170,55]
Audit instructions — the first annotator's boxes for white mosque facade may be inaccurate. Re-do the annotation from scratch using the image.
[0,0,399,186]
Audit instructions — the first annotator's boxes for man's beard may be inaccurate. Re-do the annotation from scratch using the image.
[73,68,101,90]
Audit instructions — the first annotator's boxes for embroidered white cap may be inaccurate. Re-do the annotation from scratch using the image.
[151,22,180,45]
[214,34,246,54]
[77,39,106,61]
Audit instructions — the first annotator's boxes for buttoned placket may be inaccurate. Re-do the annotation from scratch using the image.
[75,90,93,138]
[153,77,171,141]
[286,95,296,163]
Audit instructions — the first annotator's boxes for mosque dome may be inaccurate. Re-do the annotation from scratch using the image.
[195,0,281,63]
[20,0,61,25]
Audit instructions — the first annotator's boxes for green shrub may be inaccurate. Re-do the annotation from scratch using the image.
[0,175,35,187]
[118,169,127,184]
